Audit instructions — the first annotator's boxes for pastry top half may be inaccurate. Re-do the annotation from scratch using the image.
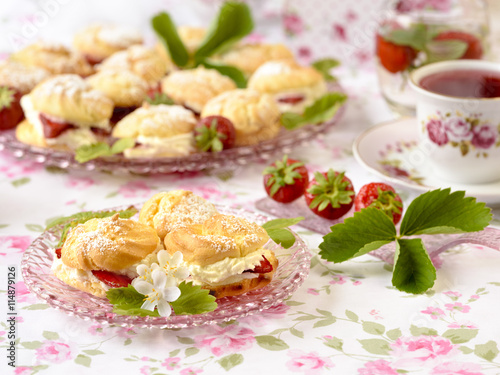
[24,74,113,127]
[165,213,270,266]
[201,89,281,146]
[73,24,143,62]
[60,214,161,272]
[139,190,218,240]
[97,45,170,85]
[86,69,149,107]
[112,104,196,139]
[10,42,93,77]
[161,67,237,113]
[0,61,50,95]
[215,43,294,76]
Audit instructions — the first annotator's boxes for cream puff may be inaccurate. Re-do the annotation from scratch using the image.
[214,42,294,76]
[52,214,162,297]
[139,190,218,241]
[17,74,113,150]
[248,58,327,113]
[10,42,93,77]
[73,24,143,65]
[164,213,278,299]
[111,104,197,158]
[201,89,281,146]
[160,67,236,114]
[86,69,149,123]
[97,45,171,88]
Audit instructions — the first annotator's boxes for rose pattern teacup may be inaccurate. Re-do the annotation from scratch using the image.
[410,60,500,185]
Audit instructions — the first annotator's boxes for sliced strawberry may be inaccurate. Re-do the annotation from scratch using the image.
[91,270,133,288]
[434,30,483,60]
[39,113,74,138]
[147,82,162,99]
[376,33,417,74]
[55,248,62,259]
[194,115,236,152]
[263,155,309,203]
[304,169,355,220]
[244,256,273,274]
[110,106,137,124]
[0,86,24,131]
[277,95,305,104]
[354,182,403,225]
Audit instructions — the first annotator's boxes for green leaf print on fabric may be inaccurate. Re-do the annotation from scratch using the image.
[358,338,391,355]
[255,335,289,351]
[217,353,244,370]
[443,329,479,344]
[474,341,499,361]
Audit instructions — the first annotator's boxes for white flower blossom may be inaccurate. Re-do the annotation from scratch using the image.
[135,263,160,283]
[132,269,180,317]
[157,250,190,281]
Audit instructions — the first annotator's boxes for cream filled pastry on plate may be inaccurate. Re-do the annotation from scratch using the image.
[248,58,327,114]
[10,42,93,77]
[139,190,218,241]
[73,24,143,65]
[16,74,113,151]
[111,104,197,158]
[97,45,171,88]
[201,89,281,146]
[0,61,50,95]
[161,67,236,114]
[164,213,278,299]
[86,69,149,123]
[52,214,162,298]
[214,42,294,76]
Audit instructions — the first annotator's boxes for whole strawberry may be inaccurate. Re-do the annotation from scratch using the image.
[0,86,24,130]
[263,155,309,203]
[354,182,403,224]
[376,33,417,74]
[194,115,236,152]
[304,169,355,220]
[434,30,483,60]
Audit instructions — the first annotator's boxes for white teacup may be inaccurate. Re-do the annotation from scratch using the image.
[409,60,500,185]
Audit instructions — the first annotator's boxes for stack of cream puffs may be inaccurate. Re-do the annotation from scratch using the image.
[52,190,278,300]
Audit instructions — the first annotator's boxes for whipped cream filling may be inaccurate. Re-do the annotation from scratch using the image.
[124,133,195,158]
[274,81,328,114]
[20,95,107,150]
[187,248,272,286]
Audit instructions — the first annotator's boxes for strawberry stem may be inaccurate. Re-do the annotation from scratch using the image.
[0,86,16,110]
[307,170,354,211]
[263,155,304,197]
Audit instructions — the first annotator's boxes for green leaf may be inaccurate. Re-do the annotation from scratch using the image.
[22,303,50,310]
[151,12,189,67]
[384,23,428,51]
[265,228,297,249]
[358,339,391,355]
[201,59,247,88]
[177,337,195,345]
[392,238,436,294]
[400,189,491,236]
[410,325,438,336]
[195,1,254,62]
[21,341,43,349]
[386,328,402,340]
[185,347,200,357]
[146,92,175,106]
[323,336,343,351]
[425,40,469,63]
[83,349,105,356]
[281,92,347,130]
[255,335,289,351]
[75,354,91,367]
[42,331,59,340]
[11,177,30,187]
[313,318,337,328]
[170,281,217,315]
[362,321,385,335]
[345,310,359,322]
[75,138,135,163]
[107,285,159,317]
[217,353,244,371]
[262,217,304,230]
[319,207,397,263]
[25,224,45,232]
[474,341,499,361]
[311,58,340,82]
[443,329,478,344]
[290,327,304,338]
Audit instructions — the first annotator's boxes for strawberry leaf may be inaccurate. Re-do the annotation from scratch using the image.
[201,59,247,88]
[384,23,428,51]
[311,58,340,82]
[151,12,190,67]
[319,207,397,263]
[170,281,217,315]
[146,92,175,106]
[392,238,436,294]
[75,138,135,163]
[262,217,304,249]
[107,285,160,317]
[400,189,491,236]
[0,86,15,109]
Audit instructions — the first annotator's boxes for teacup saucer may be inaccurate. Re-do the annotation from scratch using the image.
[353,117,500,205]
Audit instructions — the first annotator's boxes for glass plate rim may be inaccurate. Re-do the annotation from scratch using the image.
[1,83,345,175]
[20,203,312,329]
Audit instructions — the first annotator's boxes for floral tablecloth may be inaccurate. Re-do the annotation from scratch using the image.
[2,1,500,374]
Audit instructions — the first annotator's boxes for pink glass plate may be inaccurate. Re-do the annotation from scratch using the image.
[0,83,345,175]
[255,196,500,265]
[20,204,311,329]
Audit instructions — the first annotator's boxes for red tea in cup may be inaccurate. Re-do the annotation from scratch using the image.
[419,69,500,98]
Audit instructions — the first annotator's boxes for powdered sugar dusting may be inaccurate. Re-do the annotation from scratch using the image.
[162,193,217,234]
[97,26,142,48]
